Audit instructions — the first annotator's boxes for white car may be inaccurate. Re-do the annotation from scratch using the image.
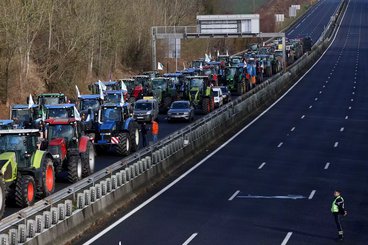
[212,87,223,108]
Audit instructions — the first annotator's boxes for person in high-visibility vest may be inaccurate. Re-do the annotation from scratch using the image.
[151,119,159,143]
[331,190,347,240]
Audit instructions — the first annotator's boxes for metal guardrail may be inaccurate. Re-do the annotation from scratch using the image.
[0,0,346,237]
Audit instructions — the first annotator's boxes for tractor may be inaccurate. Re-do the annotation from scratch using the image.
[88,80,123,94]
[0,129,55,218]
[94,103,140,156]
[151,77,179,112]
[77,94,103,134]
[186,76,214,114]
[131,75,152,102]
[41,118,95,183]
[225,66,247,95]
[10,104,43,129]
[37,93,68,116]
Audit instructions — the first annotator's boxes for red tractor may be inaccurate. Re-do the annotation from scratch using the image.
[41,118,95,183]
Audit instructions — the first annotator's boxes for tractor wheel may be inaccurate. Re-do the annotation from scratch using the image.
[129,122,140,152]
[15,175,36,208]
[38,156,55,198]
[67,155,83,183]
[0,177,5,219]
[201,98,211,114]
[115,132,130,156]
[81,141,95,177]
[163,97,172,111]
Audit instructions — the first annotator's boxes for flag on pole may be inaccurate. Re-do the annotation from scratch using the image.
[74,106,81,121]
[28,94,34,108]
[75,85,81,98]
[205,54,210,63]
[183,62,186,70]
[199,63,203,71]
[121,80,127,91]
[98,80,105,100]
[157,62,164,71]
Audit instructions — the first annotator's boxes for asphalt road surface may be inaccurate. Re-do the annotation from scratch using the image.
[85,0,368,244]
[287,0,340,43]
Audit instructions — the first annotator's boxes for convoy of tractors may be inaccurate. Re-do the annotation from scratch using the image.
[0,36,311,219]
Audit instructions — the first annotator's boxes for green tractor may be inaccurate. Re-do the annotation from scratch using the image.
[151,77,179,112]
[0,129,55,219]
[225,66,247,95]
[37,93,68,119]
[186,76,214,114]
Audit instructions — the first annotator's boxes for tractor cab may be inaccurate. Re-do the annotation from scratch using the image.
[38,93,67,107]
[78,94,102,121]
[45,104,79,120]
[142,70,160,79]
[44,118,81,151]
[89,80,122,94]
[0,129,39,169]
[99,103,129,123]
[10,104,42,129]
[104,90,128,106]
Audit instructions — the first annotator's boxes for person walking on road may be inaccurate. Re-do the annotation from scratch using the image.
[141,123,148,147]
[151,119,159,143]
[331,190,347,241]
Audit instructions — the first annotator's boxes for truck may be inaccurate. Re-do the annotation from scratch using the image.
[0,129,55,218]
[94,103,140,156]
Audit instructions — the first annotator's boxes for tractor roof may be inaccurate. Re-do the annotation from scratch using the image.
[163,73,183,78]
[186,76,208,79]
[44,103,75,109]
[101,102,126,108]
[94,80,118,86]
[0,120,14,125]
[132,75,150,78]
[12,104,39,110]
[0,129,39,135]
[78,94,101,100]
[38,93,65,97]
[118,78,134,82]
[45,118,77,125]
[105,90,127,94]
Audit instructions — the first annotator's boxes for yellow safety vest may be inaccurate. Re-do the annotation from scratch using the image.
[331,196,343,213]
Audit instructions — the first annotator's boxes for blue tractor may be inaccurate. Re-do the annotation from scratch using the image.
[94,103,140,156]
[10,104,43,129]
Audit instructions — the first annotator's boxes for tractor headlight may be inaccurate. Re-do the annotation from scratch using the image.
[146,110,152,115]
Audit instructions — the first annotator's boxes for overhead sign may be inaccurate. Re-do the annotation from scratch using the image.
[275,14,285,22]
[196,14,260,35]
[166,38,181,59]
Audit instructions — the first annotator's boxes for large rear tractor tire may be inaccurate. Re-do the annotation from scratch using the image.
[129,122,140,152]
[201,98,211,115]
[81,141,95,178]
[38,156,55,198]
[67,155,83,183]
[15,175,36,208]
[115,132,130,156]
[0,177,5,219]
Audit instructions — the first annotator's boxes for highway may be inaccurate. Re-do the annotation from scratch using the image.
[84,0,368,244]
[287,0,339,43]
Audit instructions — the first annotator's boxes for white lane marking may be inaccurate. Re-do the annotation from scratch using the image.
[281,232,293,245]
[289,30,294,35]
[351,99,354,102]
[278,142,283,148]
[258,162,266,169]
[237,195,305,200]
[301,115,305,119]
[323,85,326,88]
[83,7,349,242]
[348,106,352,110]
[182,233,198,245]
[308,190,316,200]
[352,91,355,95]
[324,162,331,169]
[291,127,295,132]
[345,116,349,120]
[340,127,344,132]
[309,105,313,109]
[315,97,318,101]
[334,142,339,148]
[319,91,322,94]
[228,190,240,201]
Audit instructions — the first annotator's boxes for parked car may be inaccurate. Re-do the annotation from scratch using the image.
[133,99,159,123]
[167,100,194,122]
[219,86,231,103]
[212,87,223,108]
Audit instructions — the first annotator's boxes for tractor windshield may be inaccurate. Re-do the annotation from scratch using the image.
[105,93,122,104]
[12,109,30,124]
[48,124,74,143]
[39,97,61,105]
[134,102,152,111]
[80,99,100,111]
[189,79,203,88]
[152,79,167,91]
[0,134,36,167]
[101,108,122,122]
[47,108,70,119]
